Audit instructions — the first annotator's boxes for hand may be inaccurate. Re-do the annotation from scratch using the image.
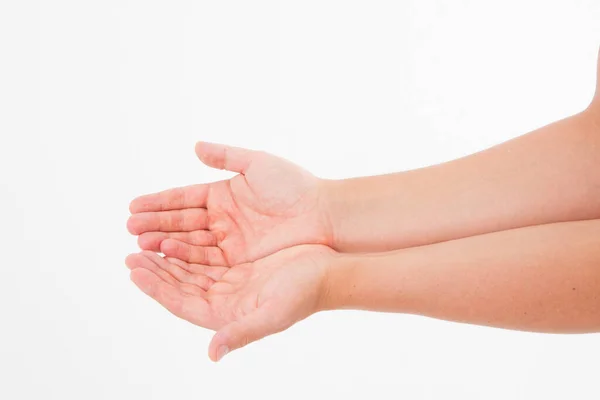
[127,142,333,266]
[126,245,336,361]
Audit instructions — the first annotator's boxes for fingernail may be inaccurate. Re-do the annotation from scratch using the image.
[216,345,229,361]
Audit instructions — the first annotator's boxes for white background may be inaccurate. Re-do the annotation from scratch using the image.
[1,1,599,399]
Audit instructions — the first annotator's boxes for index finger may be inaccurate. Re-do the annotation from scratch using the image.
[129,184,209,213]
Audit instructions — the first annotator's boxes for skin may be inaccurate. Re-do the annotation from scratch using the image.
[126,246,335,361]
[128,52,600,263]
[324,107,600,251]
[128,142,332,266]
[128,219,600,361]
[325,219,600,334]
[127,49,600,361]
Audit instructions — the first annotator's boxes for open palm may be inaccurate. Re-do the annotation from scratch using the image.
[126,245,335,361]
[127,142,333,266]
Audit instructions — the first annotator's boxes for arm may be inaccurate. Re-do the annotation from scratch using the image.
[322,50,600,252]
[128,219,599,361]
[325,219,600,333]
[128,50,600,264]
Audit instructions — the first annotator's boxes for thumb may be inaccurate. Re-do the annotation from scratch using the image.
[195,141,257,174]
[208,307,279,362]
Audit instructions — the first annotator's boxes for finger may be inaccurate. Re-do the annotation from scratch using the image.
[161,239,228,266]
[127,252,205,296]
[166,257,229,281]
[154,256,216,291]
[130,268,216,328]
[195,141,258,174]
[129,184,209,213]
[142,252,209,296]
[137,230,217,252]
[127,209,208,235]
[208,306,280,362]
[125,252,180,286]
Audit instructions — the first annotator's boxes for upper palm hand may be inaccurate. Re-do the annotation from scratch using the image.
[127,142,333,266]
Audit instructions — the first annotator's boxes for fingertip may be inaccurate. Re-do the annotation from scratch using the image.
[137,234,148,250]
[129,266,142,280]
[160,238,177,254]
[126,216,140,235]
[195,141,210,159]
[137,232,162,251]
[160,238,186,259]
[194,141,204,154]
[125,253,141,270]
[128,199,138,214]
[195,141,227,170]
[129,266,145,284]
[208,332,230,362]
[208,346,218,362]
[126,252,157,269]
[129,268,155,294]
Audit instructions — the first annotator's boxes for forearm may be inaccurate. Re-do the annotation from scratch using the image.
[324,219,600,333]
[323,107,600,252]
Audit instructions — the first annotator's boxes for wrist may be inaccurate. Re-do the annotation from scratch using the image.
[316,178,342,249]
[317,175,397,253]
[320,249,417,314]
[317,178,352,251]
[320,252,366,311]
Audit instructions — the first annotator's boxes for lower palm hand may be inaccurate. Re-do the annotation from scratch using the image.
[126,245,336,361]
[127,142,333,266]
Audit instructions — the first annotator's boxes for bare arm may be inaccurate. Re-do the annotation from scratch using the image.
[128,50,600,266]
[325,219,600,333]
[323,51,600,253]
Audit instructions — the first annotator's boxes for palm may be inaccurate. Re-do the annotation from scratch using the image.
[126,245,334,361]
[128,142,332,265]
